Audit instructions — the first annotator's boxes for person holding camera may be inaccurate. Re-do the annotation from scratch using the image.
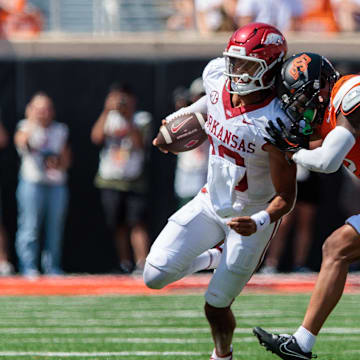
[91,83,152,275]
[14,91,71,277]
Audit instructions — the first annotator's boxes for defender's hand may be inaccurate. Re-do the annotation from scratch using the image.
[265,118,309,153]
[227,216,257,236]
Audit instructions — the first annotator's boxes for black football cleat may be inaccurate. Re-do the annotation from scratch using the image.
[253,327,317,360]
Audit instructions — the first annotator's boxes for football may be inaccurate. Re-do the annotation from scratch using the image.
[155,112,207,153]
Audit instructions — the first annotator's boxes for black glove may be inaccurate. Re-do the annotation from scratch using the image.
[264,118,309,152]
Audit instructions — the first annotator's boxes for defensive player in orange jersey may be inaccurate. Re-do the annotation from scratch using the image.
[253,52,360,360]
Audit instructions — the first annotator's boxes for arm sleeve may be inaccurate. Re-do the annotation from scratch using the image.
[292,126,356,173]
[165,95,207,122]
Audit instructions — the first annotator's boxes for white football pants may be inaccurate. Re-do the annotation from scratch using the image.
[144,190,280,307]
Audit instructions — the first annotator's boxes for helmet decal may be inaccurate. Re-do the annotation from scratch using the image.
[210,90,219,104]
[264,33,285,45]
[289,54,312,81]
[228,45,246,56]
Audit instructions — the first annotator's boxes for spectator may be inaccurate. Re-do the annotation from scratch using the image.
[331,0,360,32]
[235,0,304,32]
[260,164,320,274]
[195,0,237,35]
[172,86,190,112]
[91,83,151,275]
[174,77,209,208]
[14,92,71,277]
[221,0,239,31]
[167,0,195,31]
[0,120,14,275]
[100,0,120,33]
[300,0,339,32]
[0,0,43,38]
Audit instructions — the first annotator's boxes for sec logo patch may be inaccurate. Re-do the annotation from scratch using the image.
[210,90,219,104]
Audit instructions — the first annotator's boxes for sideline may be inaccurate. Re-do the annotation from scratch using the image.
[0,273,360,296]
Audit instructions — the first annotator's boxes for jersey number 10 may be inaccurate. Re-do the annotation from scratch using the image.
[208,136,248,192]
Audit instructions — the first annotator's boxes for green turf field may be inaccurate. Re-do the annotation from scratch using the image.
[0,293,358,359]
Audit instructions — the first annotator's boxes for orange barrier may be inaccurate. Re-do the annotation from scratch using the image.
[0,273,360,296]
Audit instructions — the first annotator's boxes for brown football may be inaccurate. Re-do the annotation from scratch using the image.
[155,112,207,153]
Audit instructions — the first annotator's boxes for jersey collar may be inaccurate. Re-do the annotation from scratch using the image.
[222,83,275,120]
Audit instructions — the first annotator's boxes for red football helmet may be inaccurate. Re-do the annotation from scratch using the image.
[223,22,288,96]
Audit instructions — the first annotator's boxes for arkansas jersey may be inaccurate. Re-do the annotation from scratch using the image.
[319,75,360,178]
[203,58,289,218]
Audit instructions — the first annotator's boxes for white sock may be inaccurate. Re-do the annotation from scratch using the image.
[191,247,223,273]
[293,326,316,353]
[210,345,233,359]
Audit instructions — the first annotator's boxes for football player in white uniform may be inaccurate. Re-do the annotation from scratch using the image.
[144,23,297,360]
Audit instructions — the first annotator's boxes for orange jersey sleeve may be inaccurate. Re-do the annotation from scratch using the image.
[319,75,360,178]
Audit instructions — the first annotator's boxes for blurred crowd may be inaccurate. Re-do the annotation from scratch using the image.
[0,84,153,278]
[0,0,43,38]
[1,0,360,39]
[167,0,360,34]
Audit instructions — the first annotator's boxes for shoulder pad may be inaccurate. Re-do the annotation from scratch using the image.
[203,57,225,82]
[341,85,360,115]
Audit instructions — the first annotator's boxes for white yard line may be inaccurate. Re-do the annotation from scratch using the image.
[2,336,359,344]
[0,327,359,335]
[0,349,359,357]
[0,309,288,319]
[0,351,209,357]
